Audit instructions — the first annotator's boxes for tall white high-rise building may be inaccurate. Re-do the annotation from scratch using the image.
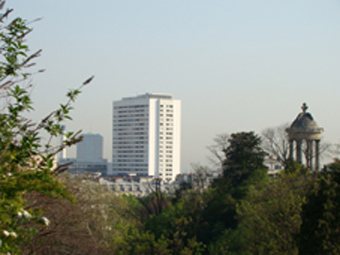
[112,93,181,181]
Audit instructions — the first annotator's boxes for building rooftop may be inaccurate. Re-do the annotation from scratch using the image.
[79,133,102,137]
[122,93,172,101]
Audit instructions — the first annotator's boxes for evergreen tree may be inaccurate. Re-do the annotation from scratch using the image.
[223,132,267,187]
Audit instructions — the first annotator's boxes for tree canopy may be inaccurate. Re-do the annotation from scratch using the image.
[223,131,267,187]
[299,161,340,255]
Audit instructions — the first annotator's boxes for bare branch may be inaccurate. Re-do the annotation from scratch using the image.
[261,123,290,166]
[206,133,229,171]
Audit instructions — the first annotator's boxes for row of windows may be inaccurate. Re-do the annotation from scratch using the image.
[113,141,148,145]
[117,150,147,153]
[117,132,147,135]
[116,155,144,158]
[115,105,148,109]
[113,145,145,149]
[116,163,148,167]
[115,155,172,160]
[116,118,147,123]
[113,127,145,131]
[160,123,173,126]
[113,186,141,192]
[159,114,173,117]
[159,161,173,167]
[159,150,173,153]
[113,137,147,141]
[158,167,173,171]
[114,137,146,140]
[70,165,106,169]
[159,137,173,140]
[160,105,173,108]
[113,123,146,127]
[159,154,173,158]
[159,141,173,145]
[159,157,172,160]
[117,109,145,113]
[159,132,173,135]
[158,172,173,176]
[115,168,148,171]
[117,159,145,162]
[160,108,173,112]
[159,118,173,122]
[115,114,148,118]
[159,146,172,150]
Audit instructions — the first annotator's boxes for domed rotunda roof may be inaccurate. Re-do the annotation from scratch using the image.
[286,103,323,140]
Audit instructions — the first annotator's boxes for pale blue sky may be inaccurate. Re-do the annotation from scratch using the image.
[9,0,340,171]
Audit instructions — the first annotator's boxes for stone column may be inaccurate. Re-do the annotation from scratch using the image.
[310,140,314,170]
[306,140,311,169]
[315,140,320,171]
[289,140,294,159]
[296,140,302,164]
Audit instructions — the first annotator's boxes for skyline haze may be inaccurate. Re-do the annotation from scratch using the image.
[8,0,340,171]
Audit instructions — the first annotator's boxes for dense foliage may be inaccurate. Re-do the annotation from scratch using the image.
[0,1,91,253]
[18,129,340,255]
[299,161,340,255]
[69,132,338,255]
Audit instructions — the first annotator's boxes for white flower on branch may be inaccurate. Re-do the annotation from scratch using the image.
[10,232,17,238]
[41,216,50,226]
[22,210,32,219]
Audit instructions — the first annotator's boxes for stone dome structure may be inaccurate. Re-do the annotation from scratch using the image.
[291,112,318,130]
[286,103,323,170]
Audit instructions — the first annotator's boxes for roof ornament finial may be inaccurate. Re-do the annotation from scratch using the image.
[301,102,308,113]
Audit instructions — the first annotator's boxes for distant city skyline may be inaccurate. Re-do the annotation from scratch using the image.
[9,0,340,171]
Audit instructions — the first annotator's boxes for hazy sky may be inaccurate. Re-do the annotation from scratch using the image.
[9,0,340,171]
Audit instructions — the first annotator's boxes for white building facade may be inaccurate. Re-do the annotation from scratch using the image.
[112,94,181,181]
